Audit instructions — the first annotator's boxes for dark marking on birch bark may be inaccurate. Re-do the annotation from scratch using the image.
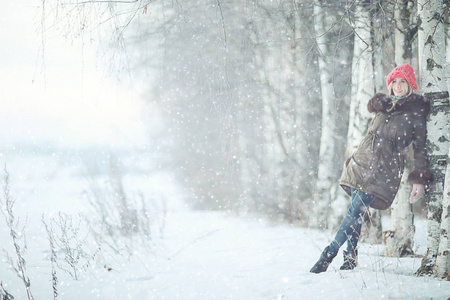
[438,136,449,143]
[426,58,443,70]
[425,35,434,46]
[423,91,449,101]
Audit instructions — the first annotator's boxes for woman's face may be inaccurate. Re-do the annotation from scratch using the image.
[392,78,409,97]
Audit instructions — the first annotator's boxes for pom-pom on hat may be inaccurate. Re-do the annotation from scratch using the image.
[386,63,417,90]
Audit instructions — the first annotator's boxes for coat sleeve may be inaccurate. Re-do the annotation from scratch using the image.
[407,98,433,188]
[367,93,391,113]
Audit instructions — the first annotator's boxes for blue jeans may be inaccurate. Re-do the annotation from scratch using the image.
[329,189,375,255]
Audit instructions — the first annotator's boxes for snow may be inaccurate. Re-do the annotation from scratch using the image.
[1,151,449,300]
[0,3,449,298]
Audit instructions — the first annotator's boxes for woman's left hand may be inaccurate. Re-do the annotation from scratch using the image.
[410,184,425,203]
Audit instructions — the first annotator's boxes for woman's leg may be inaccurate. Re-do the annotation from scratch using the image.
[346,190,375,252]
[310,189,375,273]
[328,189,375,256]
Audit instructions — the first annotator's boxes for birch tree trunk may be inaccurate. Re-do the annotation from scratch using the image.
[289,2,322,222]
[385,0,417,257]
[434,8,450,277]
[344,3,382,243]
[435,10,450,278]
[346,5,374,155]
[252,23,282,214]
[435,147,450,278]
[272,3,310,222]
[310,2,338,229]
[447,8,450,94]
[416,0,450,276]
[386,154,416,257]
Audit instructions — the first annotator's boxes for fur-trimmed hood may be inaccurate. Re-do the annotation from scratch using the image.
[367,93,430,116]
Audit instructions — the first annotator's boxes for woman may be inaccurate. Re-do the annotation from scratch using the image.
[310,64,433,273]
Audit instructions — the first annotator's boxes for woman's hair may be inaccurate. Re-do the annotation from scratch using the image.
[387,79,414,98]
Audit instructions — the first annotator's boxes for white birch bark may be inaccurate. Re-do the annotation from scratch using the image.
[288,3,321,222]
[447,10,450,94]
[344,4,383,243]
[386,167,416,256]
[346,5,374,155]
[385,0,416,257]
[416,0,450,276]
[310,3,337,229]
[439,7,450,279]
[435,147,450,278]
[275,5,304,221]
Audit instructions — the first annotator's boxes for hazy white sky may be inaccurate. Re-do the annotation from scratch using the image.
[0,1,151,149]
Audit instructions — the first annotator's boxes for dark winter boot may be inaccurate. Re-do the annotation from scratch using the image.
[340,249,358,270]
[310,246,337,274]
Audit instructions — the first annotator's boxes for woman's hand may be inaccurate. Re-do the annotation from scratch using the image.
[410,184,425,203]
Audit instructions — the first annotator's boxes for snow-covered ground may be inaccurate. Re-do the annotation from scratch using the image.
[0,150,449,300]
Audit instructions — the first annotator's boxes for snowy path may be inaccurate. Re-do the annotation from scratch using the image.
[0,152,449,299]
[50,210,448,300]
[2,206,450,299]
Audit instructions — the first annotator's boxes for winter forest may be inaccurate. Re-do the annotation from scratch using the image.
[1,0,450,299]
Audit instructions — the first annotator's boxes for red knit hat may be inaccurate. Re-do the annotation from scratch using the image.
[386,63,417,90]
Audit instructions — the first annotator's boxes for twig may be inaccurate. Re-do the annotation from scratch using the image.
[1,167,34,300]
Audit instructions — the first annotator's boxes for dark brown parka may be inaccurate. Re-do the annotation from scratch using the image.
[340,93,433,210]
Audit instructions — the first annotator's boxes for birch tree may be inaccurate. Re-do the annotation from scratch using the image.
[385,0,418,257]
[273,2,321,221]
[415,0,450,277]
[293,2,322,222]
[343,1,384,243]
[263,3,306,221]
[310,2,339,229]
[308,1,353,229]
[346,4,375,155]
[435,147,450,278]
[439,4,450,278]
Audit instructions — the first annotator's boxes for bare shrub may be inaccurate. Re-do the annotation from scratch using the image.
[42,215,59,299]
[42,212,99,280]
[0,167,34,300]
[84,155,166,256]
